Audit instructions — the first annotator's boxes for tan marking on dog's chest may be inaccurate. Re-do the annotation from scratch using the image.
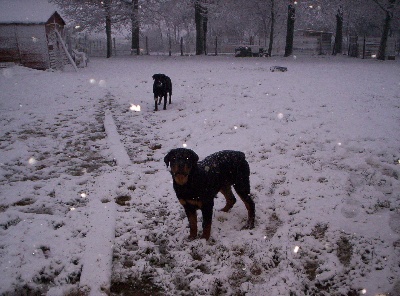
[179,199,202,208]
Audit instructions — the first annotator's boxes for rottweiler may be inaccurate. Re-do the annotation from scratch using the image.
[164,148,255,240]
[152,73,172,111]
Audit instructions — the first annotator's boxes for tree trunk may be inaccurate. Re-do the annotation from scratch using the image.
[377,10,392,60]
[131,0,140,55]
[194,0,208,55]
[195,1,206,55]
[332,6,343,55]
[374,0,396,61]
[105,0,112,58]
[203,4,208,55]
[284,4,295,57]
[268,0,275,57]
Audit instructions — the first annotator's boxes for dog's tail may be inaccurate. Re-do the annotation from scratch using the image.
[168,78,172,95]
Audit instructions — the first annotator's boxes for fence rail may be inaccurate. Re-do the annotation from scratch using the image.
[66,34,398,59]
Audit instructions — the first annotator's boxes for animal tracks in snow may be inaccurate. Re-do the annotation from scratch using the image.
[1,57,399,295]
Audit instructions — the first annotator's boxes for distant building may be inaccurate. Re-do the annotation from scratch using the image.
[0,0,69,70]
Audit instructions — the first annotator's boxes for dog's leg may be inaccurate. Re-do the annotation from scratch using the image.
[233,160,255,229]
[233,175,256,229]
[169,92,172,104]
[200,202,214,240]
[219,185,236,212]
[158,96,162,105]
[154,96,158,111]
[234,183,255,229]
[183,205,198,239]
[163,94,167,110]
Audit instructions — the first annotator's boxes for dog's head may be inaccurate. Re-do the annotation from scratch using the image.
[164,148,199,186]
[152,74,166,88]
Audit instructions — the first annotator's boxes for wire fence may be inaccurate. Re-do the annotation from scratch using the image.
[66,32,398,59]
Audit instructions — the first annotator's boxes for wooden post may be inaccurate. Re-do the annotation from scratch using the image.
[215,36,218,56]
[84,33,88,56]
[146,36,149,55]
[180,37,183,56]
[168,34,172,56]
[319,33,323,55]
[362,34,366,59]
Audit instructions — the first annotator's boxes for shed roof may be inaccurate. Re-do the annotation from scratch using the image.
[0,0,62,24]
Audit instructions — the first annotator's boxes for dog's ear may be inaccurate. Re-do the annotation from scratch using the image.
[152,74,156,80]
[164,151,172,168]
[188,149,199,166]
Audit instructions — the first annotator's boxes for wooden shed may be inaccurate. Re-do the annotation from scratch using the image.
[0,0,71,70]
[294,29,333,55]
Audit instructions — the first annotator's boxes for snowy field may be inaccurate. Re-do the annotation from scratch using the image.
[0,55,399,296]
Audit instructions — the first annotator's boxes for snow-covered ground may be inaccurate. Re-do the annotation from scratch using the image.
[0,55,399,296]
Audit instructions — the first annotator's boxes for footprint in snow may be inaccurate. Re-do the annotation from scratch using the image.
[389,211,400,234]
[340,197,361,219]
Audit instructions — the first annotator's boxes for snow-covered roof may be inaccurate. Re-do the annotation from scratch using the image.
[0,0,62,24]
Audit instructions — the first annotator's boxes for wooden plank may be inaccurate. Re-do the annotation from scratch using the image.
[15,25,49,69]
[55,30,77,71]
[0,25,20,63]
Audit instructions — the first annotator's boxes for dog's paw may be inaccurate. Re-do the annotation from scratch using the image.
[242,221,255,230]
[219,200,236,212]
[187,235,197,241]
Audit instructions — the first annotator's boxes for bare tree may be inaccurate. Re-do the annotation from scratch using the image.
[332,5,343,55]
[250,0,277,55]
[53,0,400,57]
[50,0,118,58]
[104,0,113,58]
[372,0,399,60]
[284,3,295,57]
[131,0,140,55]
[195,1,208,55]
[268,0,277,56]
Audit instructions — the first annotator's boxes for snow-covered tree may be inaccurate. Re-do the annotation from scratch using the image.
[51,0,120,58]
[51,0,399,58]
[371,0,399,60]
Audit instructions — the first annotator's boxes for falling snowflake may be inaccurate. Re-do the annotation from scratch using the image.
[28,157,37,165]
[98,80,106,87]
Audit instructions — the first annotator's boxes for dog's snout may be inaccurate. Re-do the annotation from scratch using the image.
[176,160,187,169]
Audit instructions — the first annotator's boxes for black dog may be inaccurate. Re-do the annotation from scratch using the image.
[164,148,255,240]
[152,74,172,111]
